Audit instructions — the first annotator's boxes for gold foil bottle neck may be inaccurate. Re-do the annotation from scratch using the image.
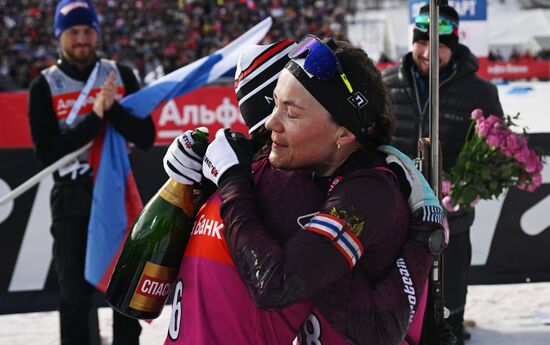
[158,178,193,216]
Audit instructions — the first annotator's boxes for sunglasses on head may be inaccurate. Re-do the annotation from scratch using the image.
[288,35,354,94]
[414,13,458,35]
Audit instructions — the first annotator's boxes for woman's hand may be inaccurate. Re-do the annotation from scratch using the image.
[163,128,209,185]
[378,144,446,253]
[202,128,252,186]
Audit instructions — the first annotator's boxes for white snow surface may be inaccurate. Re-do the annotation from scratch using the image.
[1,282,549,344]
[497,81,550,133]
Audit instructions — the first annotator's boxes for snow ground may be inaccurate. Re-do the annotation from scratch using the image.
[497,81,550,133]
[1,283,549,345]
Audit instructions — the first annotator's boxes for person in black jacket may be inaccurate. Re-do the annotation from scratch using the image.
[27,1,155,344]
[382,4,503,345]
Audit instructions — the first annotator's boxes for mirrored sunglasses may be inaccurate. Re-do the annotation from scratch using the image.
[288,35,354,94]
[414,13,458,35]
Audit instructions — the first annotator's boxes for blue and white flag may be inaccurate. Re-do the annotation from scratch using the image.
[122,17,273,117]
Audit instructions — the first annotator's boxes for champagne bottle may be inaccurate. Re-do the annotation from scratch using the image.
[106,128,208,320]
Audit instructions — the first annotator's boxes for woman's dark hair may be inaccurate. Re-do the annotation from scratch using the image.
[250,126,272,161]
[334,40,395,150]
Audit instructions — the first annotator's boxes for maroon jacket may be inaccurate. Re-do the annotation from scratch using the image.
[218,151,433,344]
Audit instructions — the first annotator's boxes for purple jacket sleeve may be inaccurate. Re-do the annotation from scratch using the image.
[218,167,410,310]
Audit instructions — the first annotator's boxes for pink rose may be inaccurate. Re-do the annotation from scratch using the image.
[443,217,450,245]
[527,173,542,192]
[442,195,460,212]
[525,151,539,173]
[442,179,452,196]
[515,135,527,151]
[477,122,491,137]
[486,115,501,127]
[534,173,543,185]
[471,108,484,121]
[506,133,519,151]
[536,160,544,173]
[515,147,530,164]
[486,132,503,147]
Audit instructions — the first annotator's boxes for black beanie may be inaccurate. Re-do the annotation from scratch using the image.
[412,4,459,53]
[234,40,296,134]
[285,39,383,143]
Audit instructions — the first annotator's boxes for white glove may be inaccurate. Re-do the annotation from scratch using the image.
[378,145,443,225]
[163,129,208,185]
[202,128,252,186]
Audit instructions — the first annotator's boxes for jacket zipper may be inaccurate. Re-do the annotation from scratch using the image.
[411,68,458,141]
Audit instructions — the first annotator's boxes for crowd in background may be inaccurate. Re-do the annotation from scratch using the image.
[489,48,550,62]
[0,0,348,91]
[3,0,550,91]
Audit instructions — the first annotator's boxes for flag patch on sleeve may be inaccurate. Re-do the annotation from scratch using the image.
[305,213,364,268]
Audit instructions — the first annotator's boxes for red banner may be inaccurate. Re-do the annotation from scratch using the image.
[0,91,32,148]
[151,85,247,145]
[0,86,247,148]
[3,62,550,148]
[377,59,550,81]
[478,59,550,80]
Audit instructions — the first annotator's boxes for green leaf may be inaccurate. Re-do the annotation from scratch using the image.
[462,187,478,206]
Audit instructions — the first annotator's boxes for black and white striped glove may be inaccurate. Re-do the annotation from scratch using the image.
[202,128,252,187]
[163,128,209,185]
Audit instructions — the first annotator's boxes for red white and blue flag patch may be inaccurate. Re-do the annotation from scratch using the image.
[305,213,364,268]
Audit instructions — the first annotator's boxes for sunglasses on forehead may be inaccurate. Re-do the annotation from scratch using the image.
[288,35,354,94]
[414,13,458,35]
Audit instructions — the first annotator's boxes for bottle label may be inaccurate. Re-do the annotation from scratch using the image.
[159,179,193,216]
[129,261,177,313]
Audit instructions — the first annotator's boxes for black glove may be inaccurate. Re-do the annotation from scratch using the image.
[202,128,252,187]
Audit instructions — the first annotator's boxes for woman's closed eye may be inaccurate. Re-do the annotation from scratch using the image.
[285,108,296,119]
[273,96,296,119]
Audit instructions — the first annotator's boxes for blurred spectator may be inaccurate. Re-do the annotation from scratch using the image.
[509,47,521,61]
[1,0,348,90]
[378,51,392,63]
[488,49,503,62]
[538,48,550,60]
[520,50,534,61]
[488,48,550,62]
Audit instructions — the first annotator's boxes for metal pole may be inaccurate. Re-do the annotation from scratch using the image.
[426,2,446,344]
[429,0,440,196]
[0,143,91,205]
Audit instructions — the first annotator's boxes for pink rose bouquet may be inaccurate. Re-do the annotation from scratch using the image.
[442,109,545,212]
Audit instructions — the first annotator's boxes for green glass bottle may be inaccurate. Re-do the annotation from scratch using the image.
[106,129,208,320]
